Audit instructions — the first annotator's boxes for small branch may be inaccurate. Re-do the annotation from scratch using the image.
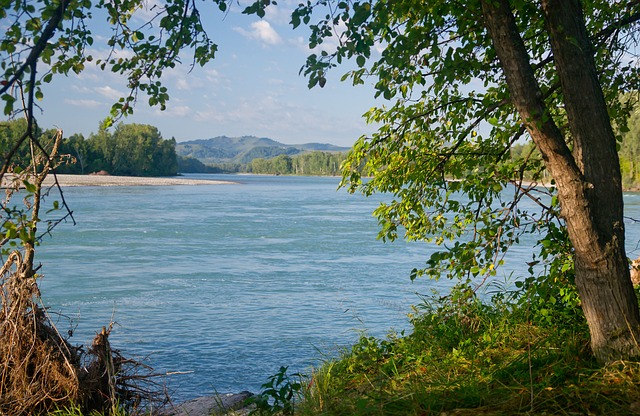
[0,0,70,97]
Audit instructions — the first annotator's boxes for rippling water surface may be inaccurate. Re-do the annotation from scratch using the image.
[35,175,640,401]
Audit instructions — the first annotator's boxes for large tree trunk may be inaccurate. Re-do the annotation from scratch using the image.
[481,0,640,363]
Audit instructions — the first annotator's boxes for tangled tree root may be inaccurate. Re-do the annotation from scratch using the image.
[1,130,167,414]
[0,251,168,415]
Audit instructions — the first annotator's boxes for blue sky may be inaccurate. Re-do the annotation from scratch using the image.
[36,1,380,147]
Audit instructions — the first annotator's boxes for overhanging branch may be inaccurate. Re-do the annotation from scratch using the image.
[0,0,70,97]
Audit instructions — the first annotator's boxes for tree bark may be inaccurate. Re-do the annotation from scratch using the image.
[481,0,640,363]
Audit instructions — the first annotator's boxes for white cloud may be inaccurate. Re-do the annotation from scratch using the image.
[193,108,228,123]
[204,68,229,85]
[87,47,135,62]
[63,99,103,108]
[190,93,368,143]
[76,71,102,82]
[175,78,189,90]
[95,86,124,100]
[290,33,339,55]
[205,68,221,79]
[147,64,230,92]
[234,21,282,46]
[131,0,164,22]
[155,104,191,117]
[267,78,285,85]
[263,4,295,25]
[70,85,94,94]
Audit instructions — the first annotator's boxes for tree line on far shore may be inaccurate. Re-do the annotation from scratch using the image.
[176,151,348,176]
[0,120,178,177]
[2,113,639,182]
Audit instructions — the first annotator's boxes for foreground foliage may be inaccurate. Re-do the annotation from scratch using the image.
[248,366,304,416]
[2,5,218,410]
[260,0,640,362]
[296,284,640,415]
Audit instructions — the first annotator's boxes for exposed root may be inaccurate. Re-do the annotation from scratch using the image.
[1,128,168,415]
[0,250,81,415]
[81,324,170,415]
[0,251,169,415]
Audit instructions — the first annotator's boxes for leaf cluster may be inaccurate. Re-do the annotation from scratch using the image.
[242,0,640,295]
[0,0,223,123]
[249,366,304,416]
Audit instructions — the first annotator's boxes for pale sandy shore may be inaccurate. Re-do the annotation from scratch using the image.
[4,174,236,187]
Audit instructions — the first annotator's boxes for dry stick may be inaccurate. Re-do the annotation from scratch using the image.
[30,130,82,403]
[0,0,70,185]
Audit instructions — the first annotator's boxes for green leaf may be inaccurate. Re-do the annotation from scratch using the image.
[2,93,15,115]
[22,180,36,193]
[291,12,301,28]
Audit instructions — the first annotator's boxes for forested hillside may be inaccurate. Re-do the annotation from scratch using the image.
[0,120,350,177]
[175,136,349,164]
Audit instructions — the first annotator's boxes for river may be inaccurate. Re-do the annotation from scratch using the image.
[34,174,640,401]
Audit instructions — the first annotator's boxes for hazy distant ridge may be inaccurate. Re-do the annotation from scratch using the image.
[176,135,350,164]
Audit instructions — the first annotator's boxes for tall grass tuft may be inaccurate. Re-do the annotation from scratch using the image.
[47,404,128,416]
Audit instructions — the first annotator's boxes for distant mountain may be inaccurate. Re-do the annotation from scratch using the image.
[175,136,350,165]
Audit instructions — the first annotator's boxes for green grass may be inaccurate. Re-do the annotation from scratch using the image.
[294,286,640,415]
[47,406,128,416]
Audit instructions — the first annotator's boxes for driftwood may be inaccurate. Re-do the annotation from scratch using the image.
[0,256,169,414]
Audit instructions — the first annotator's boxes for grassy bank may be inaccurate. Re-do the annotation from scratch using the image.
[281,284,640,416]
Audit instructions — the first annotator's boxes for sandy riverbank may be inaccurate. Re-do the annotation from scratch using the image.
[4,174,236,187]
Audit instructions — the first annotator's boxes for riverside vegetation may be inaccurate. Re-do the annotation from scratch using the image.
[280,285,640,415]
[2,0,640,415]
[237,0,640,413]
[2,112,640,184]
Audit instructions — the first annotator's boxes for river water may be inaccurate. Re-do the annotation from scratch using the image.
[33,174,640,401]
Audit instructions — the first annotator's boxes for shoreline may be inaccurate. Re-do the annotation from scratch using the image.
[12,173,640,192]
[3,174,237,187]
[161,392,254,416]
